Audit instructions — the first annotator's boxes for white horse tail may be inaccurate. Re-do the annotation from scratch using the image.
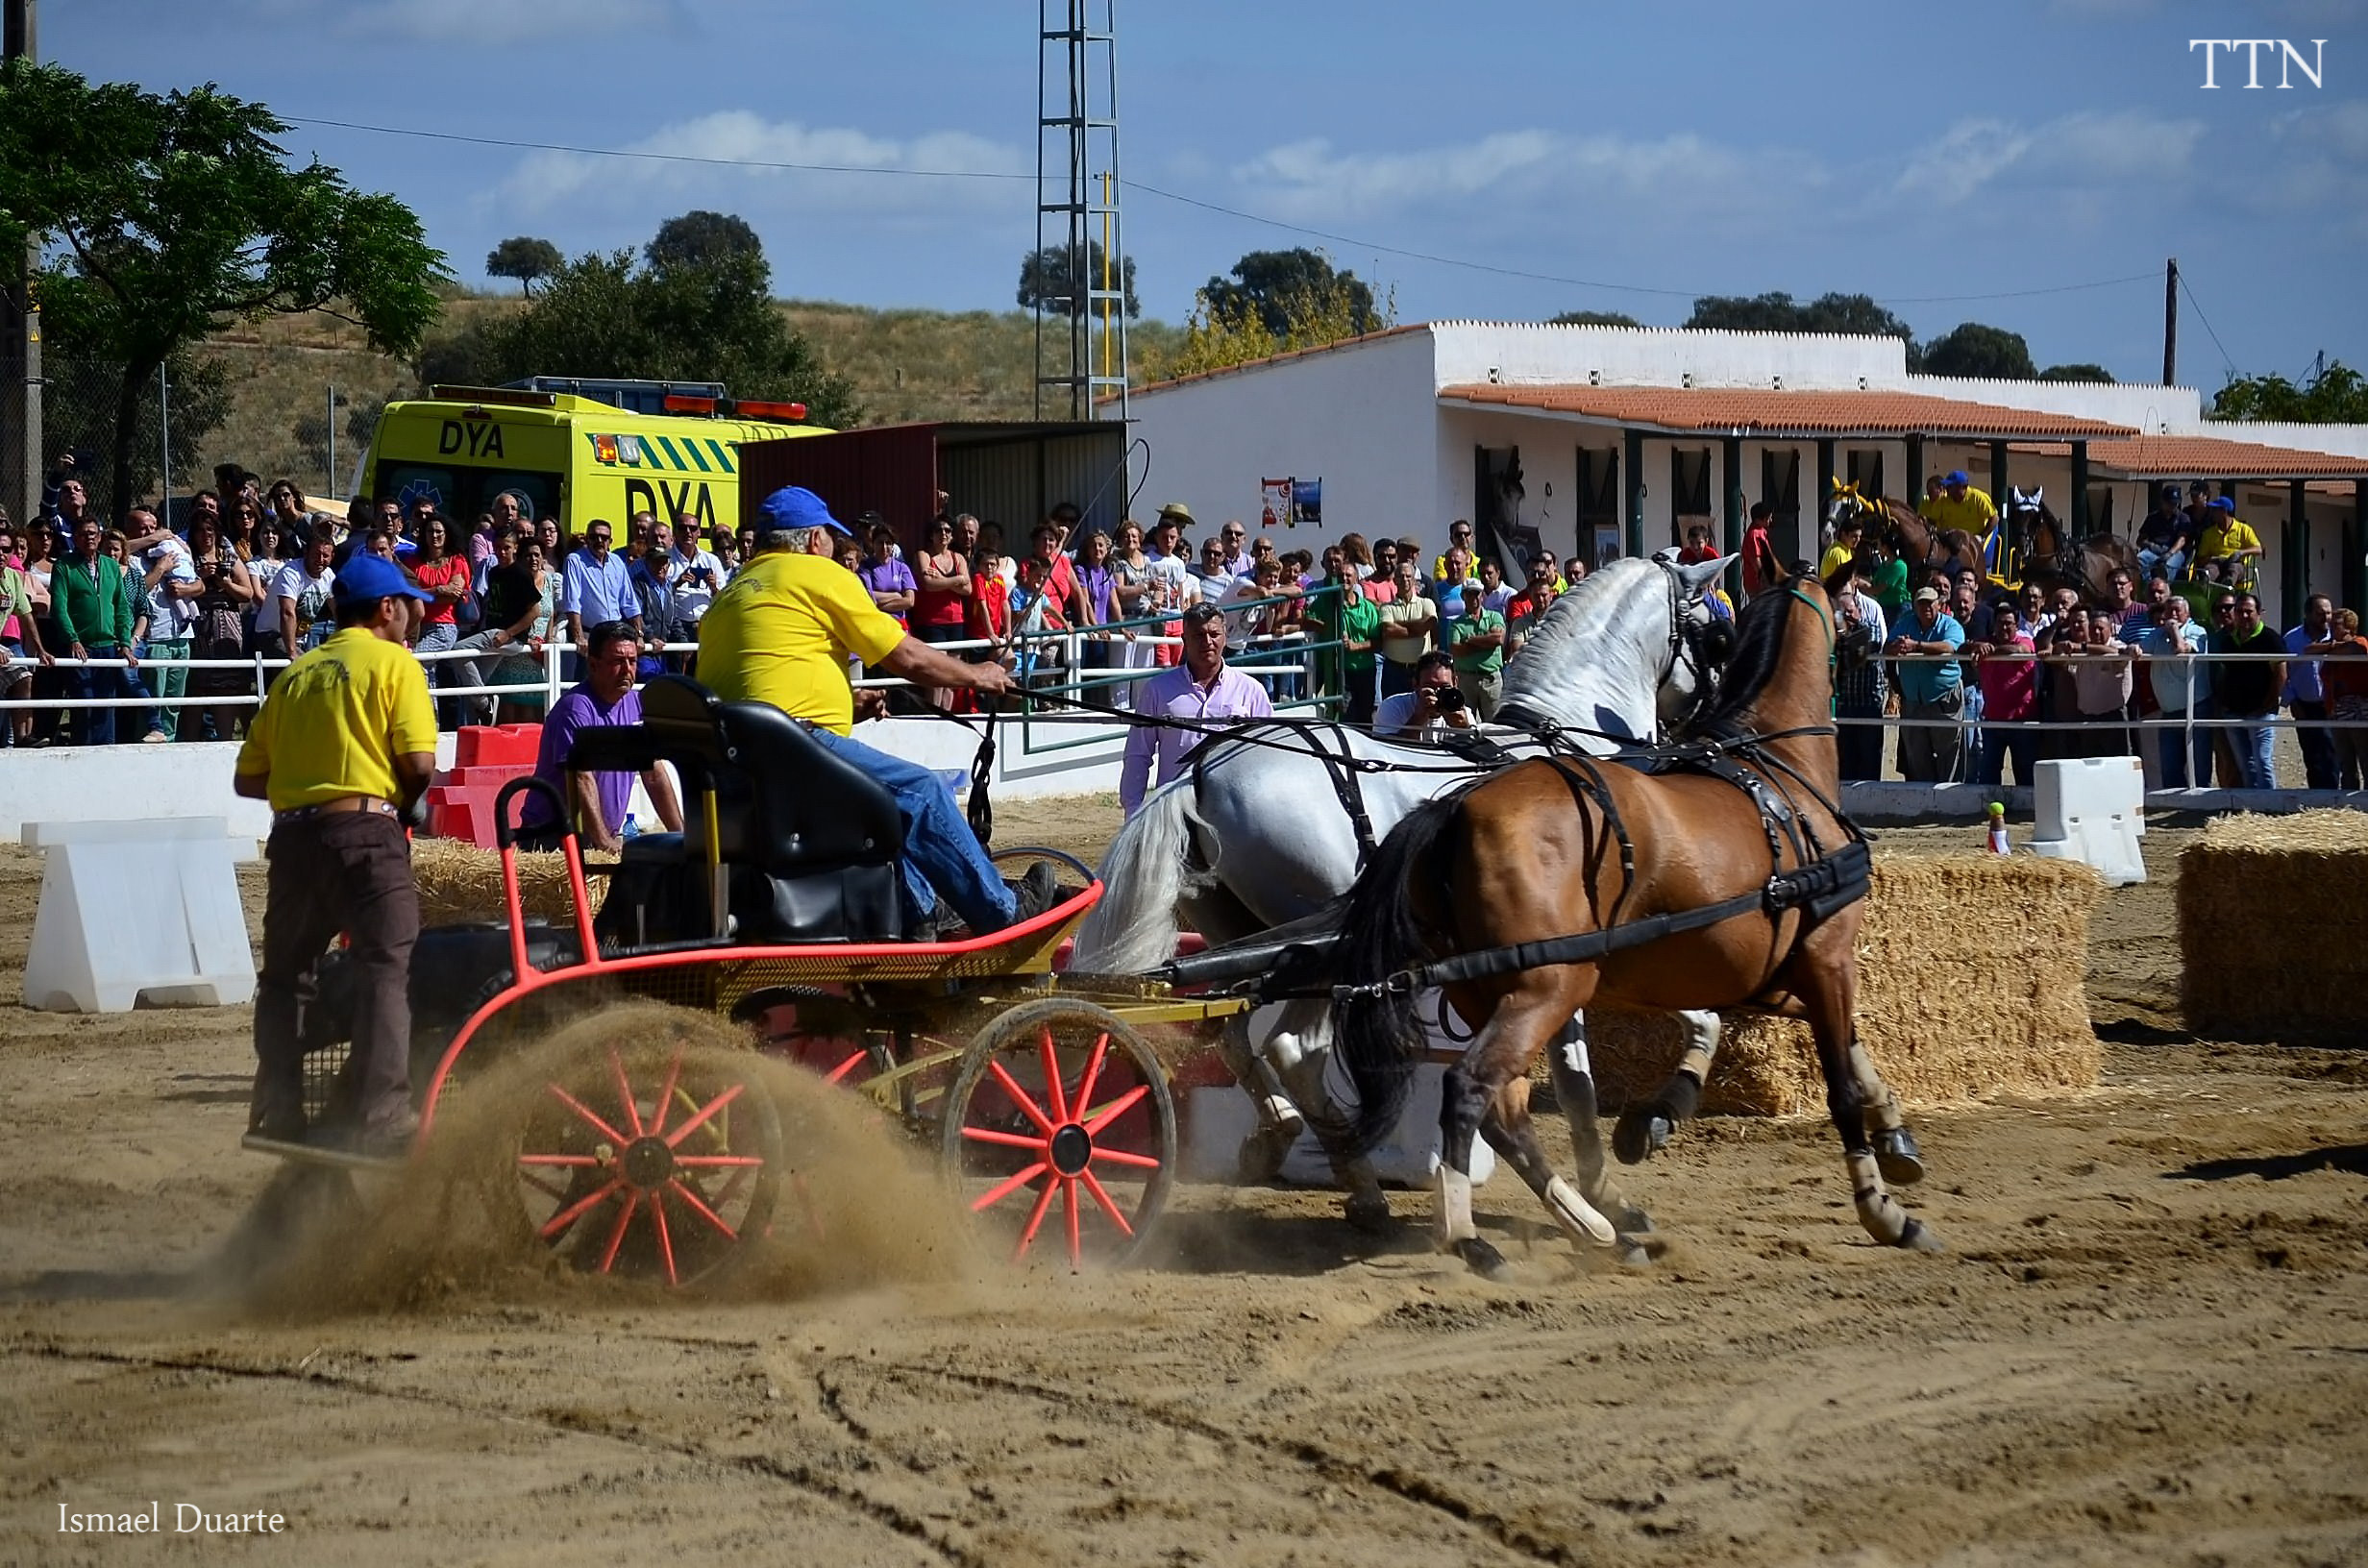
[1070,783,1196,974]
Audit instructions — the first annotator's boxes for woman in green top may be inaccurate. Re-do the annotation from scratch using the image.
[1868,549,1911,621]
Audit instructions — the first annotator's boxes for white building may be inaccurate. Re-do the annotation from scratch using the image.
[1124,321,2368,625]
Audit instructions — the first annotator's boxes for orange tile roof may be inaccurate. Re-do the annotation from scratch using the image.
[2008,435,2368,478]
[1438,383,2136,440]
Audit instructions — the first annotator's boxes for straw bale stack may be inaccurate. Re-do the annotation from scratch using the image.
[410,837,611,928]
[2179,810,2368,1041]
[1579,855,2104,1116]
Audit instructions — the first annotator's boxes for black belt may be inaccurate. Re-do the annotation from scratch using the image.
[273,797,399,826]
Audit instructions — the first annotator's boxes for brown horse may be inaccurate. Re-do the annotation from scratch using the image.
[1328,574,1938,1277]
[1831,481,1982,583]
[2008,486,2140,604]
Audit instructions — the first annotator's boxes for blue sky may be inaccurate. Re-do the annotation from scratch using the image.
[49,0,2368,387]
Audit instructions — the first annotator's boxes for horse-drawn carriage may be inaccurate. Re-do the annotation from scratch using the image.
[242,675,1249,1284]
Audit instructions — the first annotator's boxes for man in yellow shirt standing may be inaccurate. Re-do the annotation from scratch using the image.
[1920,469,2002,576]
[233,554,439,1153]
[699,486,1056,933]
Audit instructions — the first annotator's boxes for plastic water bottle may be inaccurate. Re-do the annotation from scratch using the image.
[622,812,639,841]
[1984,801,2009,855]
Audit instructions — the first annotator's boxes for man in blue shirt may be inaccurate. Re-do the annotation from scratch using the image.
[1887,584,1966,782]
[2284,593,2337,790]
[558,518,638,669]
[2134,595,2211,786]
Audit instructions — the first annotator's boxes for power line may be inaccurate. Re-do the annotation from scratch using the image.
[284,112,2165,309]
[2176,270,2238,381]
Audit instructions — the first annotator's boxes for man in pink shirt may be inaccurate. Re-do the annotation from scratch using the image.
[1120,602,1274,814]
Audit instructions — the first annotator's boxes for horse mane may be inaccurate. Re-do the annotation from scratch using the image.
[1681,579,1801,740]
[1495,555,1665,714]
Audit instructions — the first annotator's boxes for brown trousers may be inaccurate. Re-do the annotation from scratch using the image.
[254,811,420,1129]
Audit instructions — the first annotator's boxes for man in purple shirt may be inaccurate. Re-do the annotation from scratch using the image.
[1120,602,1274,814]
[519,621,684,852]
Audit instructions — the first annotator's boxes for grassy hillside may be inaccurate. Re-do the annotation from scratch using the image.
[178,295,1184,501]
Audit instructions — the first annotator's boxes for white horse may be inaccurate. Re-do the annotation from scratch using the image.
[1072,553,1735,1234]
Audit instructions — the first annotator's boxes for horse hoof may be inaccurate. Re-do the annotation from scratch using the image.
[1236,1127,1295,1185]
[1343,1193,1394,1235]
[1612,1110,1671,1166]
[1613,1204,1655,1236]
[1873,1128,1927,1187]
[1893,1217,1945,1254]
[1452,1237,1512,1280]
[1610,1235,1653,1269]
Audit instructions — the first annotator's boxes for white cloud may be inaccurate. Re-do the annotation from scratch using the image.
[490,110,1026,216]
[1892,110,2203,204]
[341,0,676,44]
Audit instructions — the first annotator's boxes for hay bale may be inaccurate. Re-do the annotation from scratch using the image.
[410,837,611,927]
[1581,855,2104,1116]
[2179,810,2368,1041]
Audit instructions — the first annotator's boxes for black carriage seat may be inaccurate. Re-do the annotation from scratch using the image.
[579,674,905,946]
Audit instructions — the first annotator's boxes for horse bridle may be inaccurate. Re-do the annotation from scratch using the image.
[1656,555,1728,731]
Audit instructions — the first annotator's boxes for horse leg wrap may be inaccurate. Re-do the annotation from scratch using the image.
[1433,1164,1479,1248]
[1543,1176,1617,1249]
[1845,1150,1942,1252]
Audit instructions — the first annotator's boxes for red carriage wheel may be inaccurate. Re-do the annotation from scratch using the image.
[939,998,1175,1271]
[508,1036,782,1287]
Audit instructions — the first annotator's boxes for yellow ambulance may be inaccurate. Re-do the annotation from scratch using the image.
[355,379,833,538]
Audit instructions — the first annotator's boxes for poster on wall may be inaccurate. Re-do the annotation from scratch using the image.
[1260,478,1293,530]
[1475,447,1543,572]
[1593,522,1623,564]
[1289,478,1321,525]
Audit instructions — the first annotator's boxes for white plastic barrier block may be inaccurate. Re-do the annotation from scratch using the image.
[21,817,259,1013]
[2026,756,2147,887]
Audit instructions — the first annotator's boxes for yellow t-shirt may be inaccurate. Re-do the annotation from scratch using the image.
[1817,542,1856,581]
[696,549,906,734]
[1918,488,1997,534]
[2198,519,2260,560]
[235,626,437,811]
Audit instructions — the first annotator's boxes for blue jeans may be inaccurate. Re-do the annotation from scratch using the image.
[2230,719,2276,789]
[1977,725,2035,787]
[2137,546,2186,583]
[2157,708,2206,787]
[69,649,137,746]
[804,725,1017,932]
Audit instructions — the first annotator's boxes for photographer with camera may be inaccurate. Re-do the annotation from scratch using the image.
[1372,649,1474,742]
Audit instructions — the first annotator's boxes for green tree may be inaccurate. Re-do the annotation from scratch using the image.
[1165,267,1397,381]
[0,61,445,519]
[1549,309,1642,327]
[1017,240,1141,319]
[2038,363,2114,383]
[1920,322,2036,380]
[2210,361,2368,423]
[484,235,563,296]
[645,210,764,277]
[43,346,233,518]
[1203,248,1380,340]
[1686,291,1921,365]
[443,222,862,428]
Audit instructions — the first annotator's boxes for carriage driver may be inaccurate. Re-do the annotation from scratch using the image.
[696,485,1062,932]
[234,554,439,1153]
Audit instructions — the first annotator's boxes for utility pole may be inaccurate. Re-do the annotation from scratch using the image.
[2,0,39,530]
[2161,257,2179,388]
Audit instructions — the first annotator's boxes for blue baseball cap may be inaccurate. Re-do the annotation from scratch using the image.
[333,552,433,606]
[2208,496,2235,511]
[755,485,852,538]
[1943,470,1969,486]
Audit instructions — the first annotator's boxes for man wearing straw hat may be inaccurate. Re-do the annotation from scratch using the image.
[233,554,439,1155]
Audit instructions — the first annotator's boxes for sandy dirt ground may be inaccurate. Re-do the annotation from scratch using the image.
[4,803,2366,1567]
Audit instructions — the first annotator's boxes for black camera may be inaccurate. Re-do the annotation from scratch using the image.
[1433,686,1467,714]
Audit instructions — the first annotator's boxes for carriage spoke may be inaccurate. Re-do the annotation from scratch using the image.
[647,1051,684,1136]
[973,1161,1049,1213]
[517,1153,603,1167]
[826,1048,869,1084]
[1071,1034,1111,1120]
[516,1169,573,1203]
[1078,1168,1135,1237]
[546,1084,628,1146]
[664,1082,745,1147]
[649,1188,679,1286]
[673,1154,764,1168]
[1038,1027,1069,1123]
[985,1059,1057,1135]
[595,1192,639,1274]
[607,1047,646,1139]
[1082,1084,1149,1135]
[1090,1144,1161,1170]
[1012,1174,1059,1261]
[959,1126,1045,1151]
[538,1180,624,1239]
